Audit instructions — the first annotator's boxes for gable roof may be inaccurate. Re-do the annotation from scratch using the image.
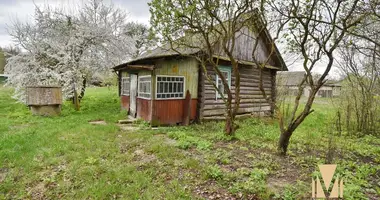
[277,71,306,86]
[114,11,287,71]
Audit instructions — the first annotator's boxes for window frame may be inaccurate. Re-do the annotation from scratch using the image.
[138,75,152,99]
[215,66,232,99]
[121,76,130,96]
[156,75,186,100]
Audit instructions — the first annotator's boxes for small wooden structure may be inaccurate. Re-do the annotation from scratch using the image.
[113,12,287,125]
[26,86,62,116]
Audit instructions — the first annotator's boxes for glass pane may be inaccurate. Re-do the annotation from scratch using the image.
[159,82,163,93]
[157,77,161,81]
[173,82,177,93]
[164,82,168,93]
[169,83,172,93]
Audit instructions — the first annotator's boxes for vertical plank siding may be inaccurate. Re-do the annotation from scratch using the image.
[214,27,276,66]
[152,99,197,125]
[137,98,151,121]
[154,57,199,99]
[121,95,130,110]
[199,64,275,118]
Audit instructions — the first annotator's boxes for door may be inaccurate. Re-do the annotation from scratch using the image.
[130,74,138,117]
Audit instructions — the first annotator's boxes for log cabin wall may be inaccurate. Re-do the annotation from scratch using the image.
[198,62,275,120]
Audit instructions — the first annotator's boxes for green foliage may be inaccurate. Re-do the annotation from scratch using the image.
[0,87,378,199]
[167,130,212,150]
[206,165,223,180]
[230,168,271,199]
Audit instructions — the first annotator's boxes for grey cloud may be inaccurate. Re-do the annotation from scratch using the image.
[115,0,151,18]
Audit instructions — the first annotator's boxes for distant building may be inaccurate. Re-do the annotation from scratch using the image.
[0,74,8,84]
[277,71,341,98]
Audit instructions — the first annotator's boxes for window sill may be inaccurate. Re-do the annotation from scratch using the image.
[155,98,186,100]
[137,97,151,100]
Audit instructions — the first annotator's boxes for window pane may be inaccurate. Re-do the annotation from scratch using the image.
[173,82,177,93]
[156,76,184,99]
[169,82,172,93]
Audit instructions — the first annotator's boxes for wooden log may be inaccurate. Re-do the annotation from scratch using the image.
[203,103,271,110]
[203,106,271,116]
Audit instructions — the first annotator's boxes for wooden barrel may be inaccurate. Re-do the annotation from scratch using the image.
[26,86,62,116]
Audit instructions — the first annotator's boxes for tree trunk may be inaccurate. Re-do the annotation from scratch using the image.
[278,129,292,155]
[78,76,87,101]
[225,115,235,135]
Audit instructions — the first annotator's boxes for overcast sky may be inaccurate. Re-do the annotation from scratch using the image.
[0,0,340,75]
[0,0,151,47]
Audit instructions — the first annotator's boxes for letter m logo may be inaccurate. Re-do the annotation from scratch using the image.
[312,164,344,199]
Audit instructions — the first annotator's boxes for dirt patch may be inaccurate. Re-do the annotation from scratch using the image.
[132,149,157,165]
[88,120,107,125]
[0,168,7,184]
[117,124,139,131]
[27,182,46,200]
[194,180,259,200]
[154,134,177,145]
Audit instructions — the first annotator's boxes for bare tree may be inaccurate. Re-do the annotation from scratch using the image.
[149,0,272,135]
[337,38,380,136]
[258,0,379,154]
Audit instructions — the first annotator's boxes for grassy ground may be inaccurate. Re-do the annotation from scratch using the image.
[0,86,379,199]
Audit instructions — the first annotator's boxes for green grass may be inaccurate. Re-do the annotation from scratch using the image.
[0,86,379,199]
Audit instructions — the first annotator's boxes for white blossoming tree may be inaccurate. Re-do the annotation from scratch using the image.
[5,0,144,104]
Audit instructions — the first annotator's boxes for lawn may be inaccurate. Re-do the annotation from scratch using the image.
[0,86,379,199]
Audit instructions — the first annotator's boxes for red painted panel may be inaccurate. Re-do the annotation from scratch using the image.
[152,99,197,125]
[137,98,151,121]
[121,95,130,110]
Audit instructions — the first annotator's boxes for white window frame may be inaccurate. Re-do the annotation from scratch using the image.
[138,75,152,99]
[121,76,130,96]
[215,67,232,99]
[156,75,186,100]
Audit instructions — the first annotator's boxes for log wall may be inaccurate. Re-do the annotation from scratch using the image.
[198,64,275,119]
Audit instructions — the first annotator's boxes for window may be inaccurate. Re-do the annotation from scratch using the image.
[121,77,130,95]
[156,76,185,99]
[138,76,151,99]
[216,67,231,99]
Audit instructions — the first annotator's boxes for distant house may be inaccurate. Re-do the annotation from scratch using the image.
[277,71,341,98]
[0,74,8,84]
[113,24,287,125]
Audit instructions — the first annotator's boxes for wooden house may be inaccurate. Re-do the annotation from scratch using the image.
[113,26,287,125]
[277,71,341,98]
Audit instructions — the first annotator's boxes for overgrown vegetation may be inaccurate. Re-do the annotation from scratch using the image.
[0,86,378,199]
